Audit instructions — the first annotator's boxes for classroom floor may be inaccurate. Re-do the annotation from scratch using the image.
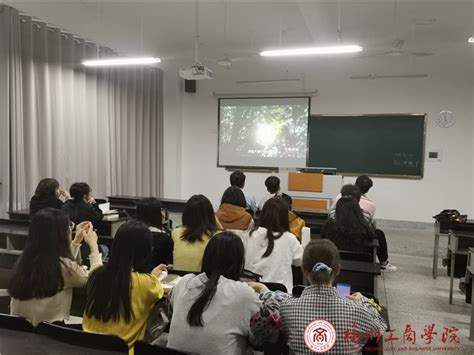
[378,224,474,355]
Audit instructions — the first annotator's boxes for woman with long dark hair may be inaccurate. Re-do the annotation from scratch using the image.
[321,196,376,253]
[172,194,219,272]
[9,208,101,326]
[29,178,69,215]
[215,186,253,231]
[83,220,166,353]
[168,232,286,354]
[244,197,303,292]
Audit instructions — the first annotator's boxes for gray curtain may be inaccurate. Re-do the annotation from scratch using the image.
[0,5,163,214]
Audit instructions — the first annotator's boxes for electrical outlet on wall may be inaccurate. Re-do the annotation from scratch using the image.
[427,149,442,162]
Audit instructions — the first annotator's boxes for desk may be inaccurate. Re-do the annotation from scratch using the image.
[447,221,474,304]
[107,195,187,215]
[0,328,124,355]
[432,220,451,279]
[6,209,127,239]
[293,208,328,235]
[338,260,381,297]
[468,248,474,341]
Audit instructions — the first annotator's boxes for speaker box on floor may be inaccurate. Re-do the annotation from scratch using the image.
[446,253,468,278]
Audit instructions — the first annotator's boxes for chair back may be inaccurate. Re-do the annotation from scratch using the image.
[225,229,247,239]
[292,285,305,298]
[134,341,189,355]
[262,282,287,293]
[36,322,128,353]
[0,313,34,332]
[301,227,311,249]
[339,250,373,262]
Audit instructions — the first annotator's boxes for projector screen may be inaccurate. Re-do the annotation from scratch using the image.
[218,97,310,168]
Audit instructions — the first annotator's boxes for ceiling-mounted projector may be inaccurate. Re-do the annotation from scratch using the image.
[179,63,214,80]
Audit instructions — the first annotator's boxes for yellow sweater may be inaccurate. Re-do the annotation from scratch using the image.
[83,272,164,355]
[172,226,212,272]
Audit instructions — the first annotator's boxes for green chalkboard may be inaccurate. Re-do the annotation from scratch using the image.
[307,114,426,178]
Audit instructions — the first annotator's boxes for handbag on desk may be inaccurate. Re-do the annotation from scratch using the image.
[433,209,467,224]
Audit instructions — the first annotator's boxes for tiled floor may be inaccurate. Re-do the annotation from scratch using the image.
[378,225,474,354]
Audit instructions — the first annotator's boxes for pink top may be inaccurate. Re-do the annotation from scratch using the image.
[331,193,376,218]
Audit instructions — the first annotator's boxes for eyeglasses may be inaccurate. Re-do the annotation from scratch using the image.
[69,221,75,230]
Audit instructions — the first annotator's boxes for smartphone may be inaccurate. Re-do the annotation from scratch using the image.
[336,283,351,299]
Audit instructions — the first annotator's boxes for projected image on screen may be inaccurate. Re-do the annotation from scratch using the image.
[218,97,309,168]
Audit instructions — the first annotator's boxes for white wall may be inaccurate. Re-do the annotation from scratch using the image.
[162,51,474,223]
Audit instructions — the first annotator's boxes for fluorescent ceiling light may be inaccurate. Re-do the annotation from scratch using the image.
[82,57,161,67]
[469,37,474,44]
[260,45,363,57]
[236,78,301,84]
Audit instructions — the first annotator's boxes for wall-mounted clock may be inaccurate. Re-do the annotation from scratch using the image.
[436,110,455,128]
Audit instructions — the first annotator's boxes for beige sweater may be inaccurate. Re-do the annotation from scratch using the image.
[10,242,102,326]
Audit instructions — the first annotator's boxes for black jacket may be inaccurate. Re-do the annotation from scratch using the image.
[150,228,174,266]
[29,195,64,215]
[61,200,103,227]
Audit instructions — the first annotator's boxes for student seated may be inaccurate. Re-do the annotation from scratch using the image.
[83,221,167,355]
[29,178,69,215]
[322,196,377,255]
[331,175,375,218]
[216,186,254,232]
[244,198,303,291]
[168,231,286,355]
[329,184,398,272]
[281,239,387,354]
[329,184,374,226]
[172,194,219,272]
[281,193,305,241]
[230,170,257,214]
[257,176,282,211]
[136,197,173,266]
[61,182,103,227]
[9,208,102,326]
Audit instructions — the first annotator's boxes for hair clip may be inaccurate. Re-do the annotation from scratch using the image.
[312,262,333,273]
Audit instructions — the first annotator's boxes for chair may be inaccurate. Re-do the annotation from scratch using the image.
[134,341,189,355]
[36,321,128,353]
[339,250,373,262]
[301,227,311,248]
[263,334,290,355]
[0,313,34,332]
[225,229,247,239]
[292,285,305,297]
[262,282,287,293]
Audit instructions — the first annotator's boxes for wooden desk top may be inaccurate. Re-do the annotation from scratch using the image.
[108,195,187,203]
[0,224,29,236]
[294,208,329,215]
[0,328,124,355]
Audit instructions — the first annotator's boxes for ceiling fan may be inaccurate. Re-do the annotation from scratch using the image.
[355,39,433,59]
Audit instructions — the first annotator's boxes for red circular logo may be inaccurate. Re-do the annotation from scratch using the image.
[304,319,337,353]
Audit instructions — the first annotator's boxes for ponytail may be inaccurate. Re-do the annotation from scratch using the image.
[187,274,220,326]
[185,232,245,327]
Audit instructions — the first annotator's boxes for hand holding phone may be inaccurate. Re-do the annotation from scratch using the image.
[336,283,351,299]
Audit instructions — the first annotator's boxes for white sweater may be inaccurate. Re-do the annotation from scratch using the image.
[243,227,303,292]
[168,273,261,355]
